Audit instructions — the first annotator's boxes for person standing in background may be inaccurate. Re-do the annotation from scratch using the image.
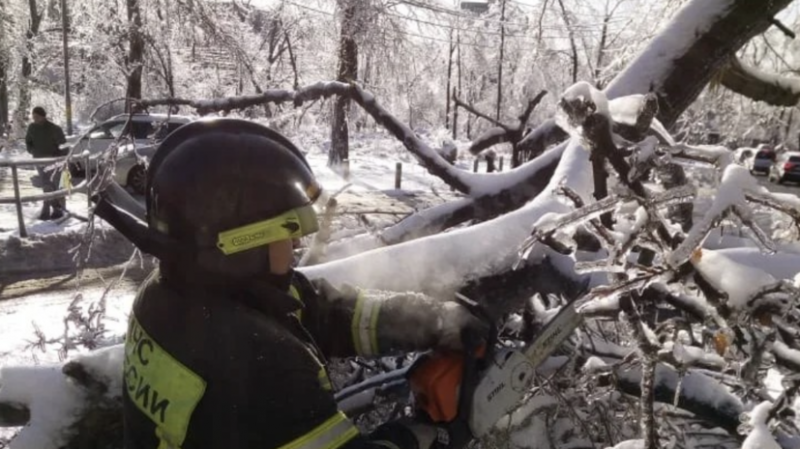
[25,106,66,220]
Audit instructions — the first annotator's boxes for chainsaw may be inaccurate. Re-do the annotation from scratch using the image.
[407,293,584,448]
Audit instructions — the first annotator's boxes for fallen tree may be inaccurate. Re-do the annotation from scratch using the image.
[3,1,800,448]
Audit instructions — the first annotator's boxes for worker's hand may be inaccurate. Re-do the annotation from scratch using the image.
[436,301,491,352]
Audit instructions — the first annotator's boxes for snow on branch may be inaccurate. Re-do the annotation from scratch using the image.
[720,57,800,107]
[667,165,776,269]
[605,0,795,127]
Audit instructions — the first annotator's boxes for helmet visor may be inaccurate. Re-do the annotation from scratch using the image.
[216,204,319,256]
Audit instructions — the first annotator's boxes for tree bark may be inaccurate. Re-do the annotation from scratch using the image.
[0,0,8,136]
[0,42,8,137]
[556,0,578,84]
[496,0,506,121]
[125,0,145,106]
[61,0,73,135]
[15,0,43,136]
[330,0,359,168]
[445,30,454,130]
[605,0,795,128]
[719,57,800,107]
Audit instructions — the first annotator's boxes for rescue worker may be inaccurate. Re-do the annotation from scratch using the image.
[122,118,489,449]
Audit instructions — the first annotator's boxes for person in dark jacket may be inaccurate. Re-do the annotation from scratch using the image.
[122,119,488,449]
[25,106,67,219]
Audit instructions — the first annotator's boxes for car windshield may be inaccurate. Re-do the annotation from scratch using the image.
[756,151,772,159]
[789,156,800,163]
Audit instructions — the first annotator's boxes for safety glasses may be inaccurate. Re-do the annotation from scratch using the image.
[216,204,320,255]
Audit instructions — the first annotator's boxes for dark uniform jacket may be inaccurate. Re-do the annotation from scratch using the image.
[25,120,66,158]
[123,269,446,449]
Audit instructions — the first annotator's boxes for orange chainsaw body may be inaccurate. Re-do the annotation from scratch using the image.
[409,346,486,423]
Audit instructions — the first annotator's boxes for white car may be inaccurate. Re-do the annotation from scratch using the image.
[66,113,193,194]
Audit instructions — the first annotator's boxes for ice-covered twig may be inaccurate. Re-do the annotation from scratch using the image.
[745,190,800,232]
[620,299,660,449]
[585,270,666,302]
[519,194,625,257]
[558,186,617,247]
[668,143,734,169]
[668,165,773,267]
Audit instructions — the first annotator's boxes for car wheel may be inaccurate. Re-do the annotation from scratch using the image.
[127,164,148,195]
[778,176,785,185]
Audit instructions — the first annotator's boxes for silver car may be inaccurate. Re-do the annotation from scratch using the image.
[66,113,192,194]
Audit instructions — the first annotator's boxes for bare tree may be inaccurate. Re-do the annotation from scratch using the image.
[124,0,145,106]
[330,0,361,168]
[0,3,9,136]
[15,0,43,134]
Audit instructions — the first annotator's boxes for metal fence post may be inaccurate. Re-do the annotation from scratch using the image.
[395,162,402,189]
[11,166,27,238]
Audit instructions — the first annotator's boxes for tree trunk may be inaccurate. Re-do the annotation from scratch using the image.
[330,0,359,168]
[0,45,8,137]
[606,0,795,128]
[15,0,43,137]
[594,11,610,87]
[453,31,461,140]
[61,0,73,135]
[445,30,454,130]
[557,0,578,84]
[0,0,8,136]
[125,0,145,106]
[496,0,506,121]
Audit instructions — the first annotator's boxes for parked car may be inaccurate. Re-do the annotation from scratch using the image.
[65,113,192,176]
[745,145,775,175]
[769,151,800,184]
[114,143,158,195]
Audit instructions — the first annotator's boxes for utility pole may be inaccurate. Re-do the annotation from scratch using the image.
[61,0,73,135]
[496,0,506,121]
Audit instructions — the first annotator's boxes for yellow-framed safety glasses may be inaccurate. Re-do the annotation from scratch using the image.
[216,204,319,255]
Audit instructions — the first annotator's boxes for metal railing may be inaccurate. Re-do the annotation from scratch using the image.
[0,154,102,237]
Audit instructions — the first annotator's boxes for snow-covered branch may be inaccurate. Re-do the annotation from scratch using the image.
[720,57,800,107]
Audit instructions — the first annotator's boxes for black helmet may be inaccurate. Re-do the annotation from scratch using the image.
[146,118,322,281]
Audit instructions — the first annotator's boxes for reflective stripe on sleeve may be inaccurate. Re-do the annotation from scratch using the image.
[277,412,359,449]
[351,292,381,357]
[289,285,304,320]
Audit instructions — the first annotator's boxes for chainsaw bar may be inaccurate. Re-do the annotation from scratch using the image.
[521,298,584,368]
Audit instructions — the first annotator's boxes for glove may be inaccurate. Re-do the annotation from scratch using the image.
[435,301,491,352]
